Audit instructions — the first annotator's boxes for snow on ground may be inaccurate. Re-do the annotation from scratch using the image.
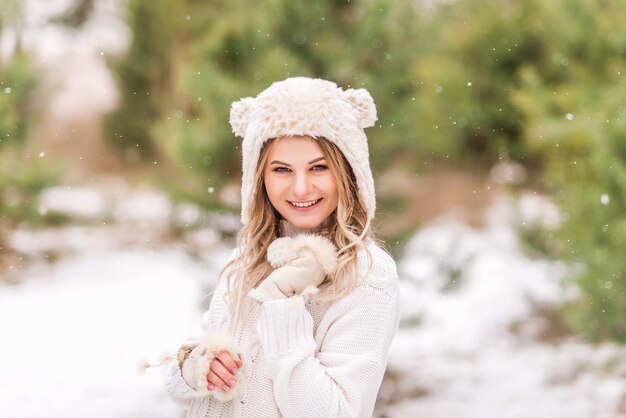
[374,195,626,418]
[0,245,198,418]
[0,187,234,418]
[1,188,626,418]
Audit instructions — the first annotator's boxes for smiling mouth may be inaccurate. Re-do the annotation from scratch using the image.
[288,198,321,208]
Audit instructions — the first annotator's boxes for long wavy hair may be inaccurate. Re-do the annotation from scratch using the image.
[221,136,373,329]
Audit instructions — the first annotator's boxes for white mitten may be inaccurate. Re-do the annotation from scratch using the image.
[247,234,338,303]
[179,330,244,401]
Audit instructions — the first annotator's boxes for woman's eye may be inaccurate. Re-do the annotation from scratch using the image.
[311,164,329,171]
[273,167,291,173]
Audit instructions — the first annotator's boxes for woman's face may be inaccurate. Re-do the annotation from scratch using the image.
[264,136,339,231]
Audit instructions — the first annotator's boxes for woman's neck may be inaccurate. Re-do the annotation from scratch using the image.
[279,218,331,238]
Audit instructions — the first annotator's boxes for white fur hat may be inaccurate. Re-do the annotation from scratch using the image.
[230,77,377,225]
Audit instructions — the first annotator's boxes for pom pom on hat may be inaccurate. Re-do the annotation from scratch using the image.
[230,77,378,225]
[343,88,377,129]
[230,97,256,137]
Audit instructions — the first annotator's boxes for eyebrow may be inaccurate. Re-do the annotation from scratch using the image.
[269,156,326,166]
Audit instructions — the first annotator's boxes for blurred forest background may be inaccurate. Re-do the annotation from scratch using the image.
[1,0,625,345]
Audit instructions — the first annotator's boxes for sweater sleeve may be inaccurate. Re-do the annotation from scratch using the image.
[256,267,399,418]
[164,359,206,407]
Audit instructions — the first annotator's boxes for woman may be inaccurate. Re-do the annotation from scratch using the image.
[165,77,400,417]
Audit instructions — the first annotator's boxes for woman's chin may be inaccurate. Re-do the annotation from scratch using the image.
[285,217,323,231]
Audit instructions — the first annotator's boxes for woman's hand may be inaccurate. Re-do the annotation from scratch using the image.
[207,350,242,392]
[178,330,244,399]
[247,234,338,303]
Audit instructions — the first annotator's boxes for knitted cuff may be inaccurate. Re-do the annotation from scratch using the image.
[256,296,316,357]
[179,329,244,401]
[177,340,199,369]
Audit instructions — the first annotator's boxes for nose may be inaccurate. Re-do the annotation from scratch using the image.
[292,171,313,198]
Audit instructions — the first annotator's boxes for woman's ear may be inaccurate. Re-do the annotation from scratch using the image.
[230,97,256,137]
[342,88,377,129]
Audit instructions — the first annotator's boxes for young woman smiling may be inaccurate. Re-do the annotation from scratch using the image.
[165,77,400,418]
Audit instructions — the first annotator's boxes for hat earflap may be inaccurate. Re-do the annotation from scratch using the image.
[342,88,377,129]
[230,97,256,137]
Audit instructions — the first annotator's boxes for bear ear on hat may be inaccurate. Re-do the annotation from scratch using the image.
[342,88,377,129]
[230,97,256,137]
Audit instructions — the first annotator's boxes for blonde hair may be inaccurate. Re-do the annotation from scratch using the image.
[221,136,373,329]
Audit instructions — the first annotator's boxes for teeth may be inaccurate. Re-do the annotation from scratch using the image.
[291,199,319,208]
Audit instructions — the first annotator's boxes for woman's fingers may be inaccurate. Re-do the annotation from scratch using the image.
[206,354,239,392]
[207,369,227,391]
[215,350,240,373]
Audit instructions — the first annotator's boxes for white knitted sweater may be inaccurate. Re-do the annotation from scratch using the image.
[164,242,399,417]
